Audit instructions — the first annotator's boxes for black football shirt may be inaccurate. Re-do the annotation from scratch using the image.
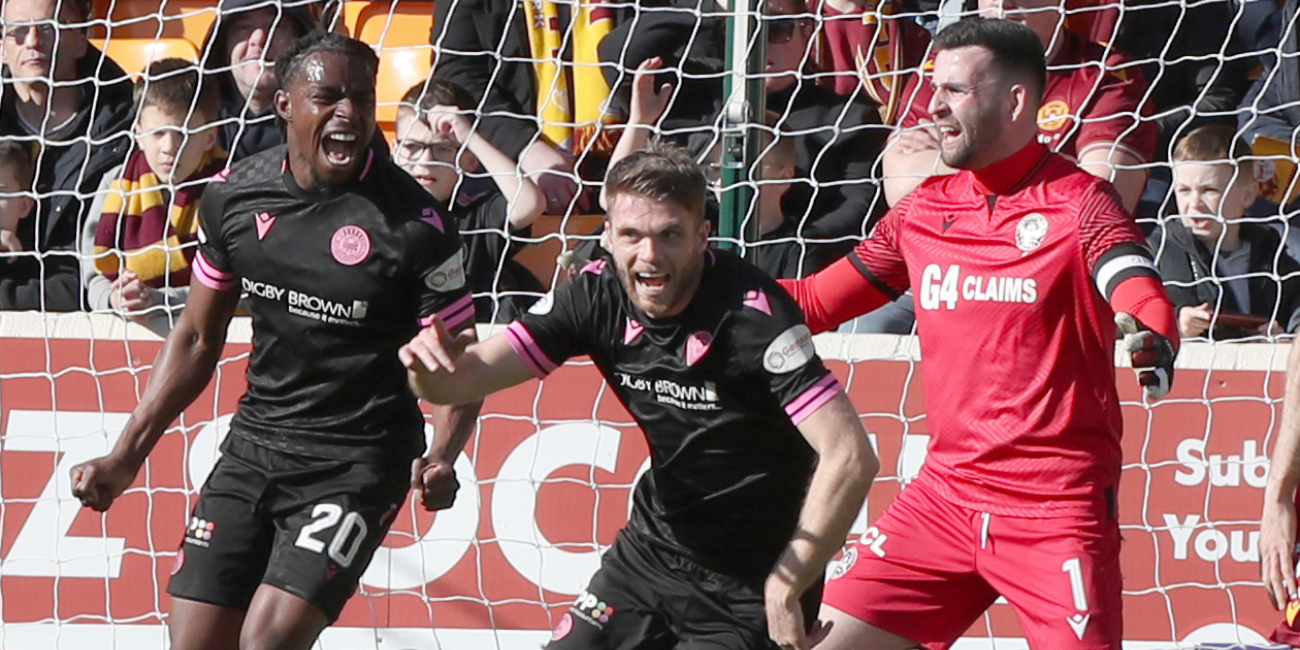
[194,146,474,463]
[505,249,843,577]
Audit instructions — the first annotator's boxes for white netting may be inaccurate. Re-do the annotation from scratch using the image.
[0,0,1294,646]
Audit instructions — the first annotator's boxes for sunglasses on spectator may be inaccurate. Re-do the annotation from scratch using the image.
[766,17,804,45]
[3,23,61,43]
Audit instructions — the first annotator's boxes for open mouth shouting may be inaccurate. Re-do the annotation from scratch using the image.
[322,130,361,169]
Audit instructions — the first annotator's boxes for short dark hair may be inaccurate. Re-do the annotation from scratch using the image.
[134,58,219,122]
[275,30,378,91]
[398,77,474,118]
[0,141,33,189]
[933,17,1046,104]
[1173,124,1255,180]
[606,141,708,221]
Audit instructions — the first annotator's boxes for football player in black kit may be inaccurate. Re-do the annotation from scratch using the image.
[69,32,480,650]
[401,142,880,650]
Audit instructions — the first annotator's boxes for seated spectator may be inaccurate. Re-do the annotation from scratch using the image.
[393,79,545,323]
[882,11,1156,213]
[201,0,314,162]
[1149,125,1300,340]
[433,0,609,213]
[815,0,934,124]
[1238,0,1300,249]
[0,142,35,256]
[765,0,889,239]
[601,0,888,238]
[1110,0,1253,219]
[744,119,848,279]
[81,59,227,337]
[0,0,132,310]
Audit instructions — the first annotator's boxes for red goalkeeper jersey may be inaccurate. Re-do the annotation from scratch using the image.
[852,142,1157,517]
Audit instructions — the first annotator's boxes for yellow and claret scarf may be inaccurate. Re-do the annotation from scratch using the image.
[94,148,227,289]
[522,0,619,156]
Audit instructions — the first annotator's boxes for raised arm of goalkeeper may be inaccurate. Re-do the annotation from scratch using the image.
[777,234,1179,399]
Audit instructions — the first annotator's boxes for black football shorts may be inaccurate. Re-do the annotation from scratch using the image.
[167,435,409,621]
[546,530,822,650]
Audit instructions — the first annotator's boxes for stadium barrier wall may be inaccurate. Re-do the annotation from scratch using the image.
[0,314,1286,649]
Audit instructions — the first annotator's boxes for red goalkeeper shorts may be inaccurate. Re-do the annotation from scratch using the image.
[822,477,1122,649]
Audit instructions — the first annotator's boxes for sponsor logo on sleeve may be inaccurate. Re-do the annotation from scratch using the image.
[763,325,814,374]
[424,249,467,291]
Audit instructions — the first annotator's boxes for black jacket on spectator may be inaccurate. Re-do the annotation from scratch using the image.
[751,219,850,280]
[1149,221,1300,339]
[0,45,133,310]
[1112,0,1253,160]
[769,82,886,240]
[203,0,315,162]
[1240,0,1300,145]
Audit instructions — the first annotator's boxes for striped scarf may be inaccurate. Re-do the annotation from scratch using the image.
[522,0,619,155]
[94,148,227,289]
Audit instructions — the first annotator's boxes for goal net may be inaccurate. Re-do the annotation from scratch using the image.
[0,0,1293,646]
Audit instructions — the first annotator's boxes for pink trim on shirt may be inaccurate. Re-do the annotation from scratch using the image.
[435,294,475,332]
[192,251,236,291]
[784,374,842,425]
[504,321,559,378]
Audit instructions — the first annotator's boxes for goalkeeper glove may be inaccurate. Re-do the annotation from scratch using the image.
[1116,312,1176,400]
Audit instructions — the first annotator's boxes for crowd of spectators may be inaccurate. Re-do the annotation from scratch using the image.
[3,0,1300,340]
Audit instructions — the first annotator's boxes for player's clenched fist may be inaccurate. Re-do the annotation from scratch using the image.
[70,455,139,512]
[1116,312,1176,400]
[410,456,460,511]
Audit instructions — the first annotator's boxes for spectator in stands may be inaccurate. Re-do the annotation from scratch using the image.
[394,79,545,323]
[743,120,846,279]
[0,142,35,256]
[0,0,133,310]
[881,9,1156,213]
[816,0,934,125]
[202,0,314,162]
[1238,0,1300,248]
[1149,125,1300,340]
[81,59,226,337]
[432,0,602,214]
[1110,0,1253,218]
[766,0,888,240]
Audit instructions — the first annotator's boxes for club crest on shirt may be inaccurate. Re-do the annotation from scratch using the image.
[330,225,371,265]
[1037,100,1071,131]
[1015,213,1049,252]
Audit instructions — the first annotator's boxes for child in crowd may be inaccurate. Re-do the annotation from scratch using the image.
[82,58,227,336]
[0,141,34,256]
[393,78,545,322]
[1149,124,1300,340]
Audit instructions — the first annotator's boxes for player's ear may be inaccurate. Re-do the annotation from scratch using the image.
[1007,83,1028,123]
[274,89,292,122]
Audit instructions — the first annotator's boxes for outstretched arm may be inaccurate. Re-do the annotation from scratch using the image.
[600,57,674,211]
[401,317,536,406]
[765,391,878,650]
[70,280,241,511]
[1263,335,1300,610]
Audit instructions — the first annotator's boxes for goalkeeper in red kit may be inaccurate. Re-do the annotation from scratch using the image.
[780,18,1178,650]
